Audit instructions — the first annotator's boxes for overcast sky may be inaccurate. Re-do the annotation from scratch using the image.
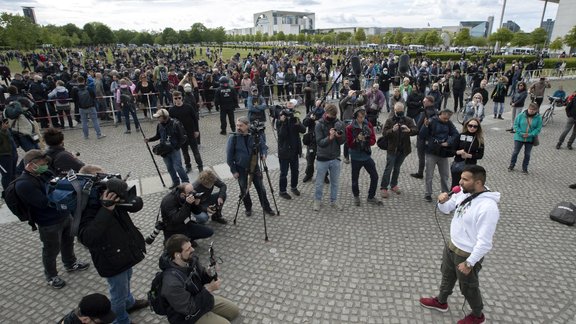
[1,0,559,33]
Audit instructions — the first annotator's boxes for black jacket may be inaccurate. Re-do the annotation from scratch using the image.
[160,254,214,324]
[78,197,146,278]
[169,104,199,135]
[160,189,203,234]
[276,116,306,159]
[148,118,187,150]
[406,91,424,120]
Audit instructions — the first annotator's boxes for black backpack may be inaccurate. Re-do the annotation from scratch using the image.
[3,175,38,231]
[119,87,135,107]
[77,88,93,108]
[148,268,182,315]
[549,201,575,226]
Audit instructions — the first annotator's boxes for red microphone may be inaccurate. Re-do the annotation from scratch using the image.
[448,185,461,196]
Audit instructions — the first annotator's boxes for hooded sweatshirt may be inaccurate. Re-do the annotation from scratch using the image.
[438,189,501,266]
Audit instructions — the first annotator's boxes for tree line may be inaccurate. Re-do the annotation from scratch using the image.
[1,12,575,51]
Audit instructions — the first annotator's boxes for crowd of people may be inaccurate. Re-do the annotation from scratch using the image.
[1,44,575,324]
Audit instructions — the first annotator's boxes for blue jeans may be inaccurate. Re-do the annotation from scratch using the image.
[314,159,341,202]
[383,91,390,112]
[510,140,534,171]
[493,102,504,115]
[237,167,271,212]
[37,216,76,279]
[279,156,299,193]
[380,152,407,190]
[106,268,135,324]
[162,149,189,185]
[351,158,378,199]
[79,107,102,138]
[122,105,140,131]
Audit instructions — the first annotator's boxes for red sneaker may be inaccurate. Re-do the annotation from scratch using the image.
[419,297,448,312]
[457,313,486,324]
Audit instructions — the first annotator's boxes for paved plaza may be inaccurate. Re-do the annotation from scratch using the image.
[1,79,576,324]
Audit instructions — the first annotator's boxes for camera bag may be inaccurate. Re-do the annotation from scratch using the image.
[549,201,576,226]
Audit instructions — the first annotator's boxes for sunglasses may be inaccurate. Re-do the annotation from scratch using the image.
[467,124,479,128]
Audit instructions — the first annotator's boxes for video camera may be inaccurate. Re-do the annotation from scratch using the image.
[249,120,266,134]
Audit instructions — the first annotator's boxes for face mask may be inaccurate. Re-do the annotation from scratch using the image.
[395,111,404,118]
[306,76,312,82]
[325,116,336,122]
[383,71,388,75]
[33,164,49,174]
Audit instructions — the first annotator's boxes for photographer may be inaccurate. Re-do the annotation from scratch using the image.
[192,170,228,225]
[78,164,149,324]
[380,102,418,199]
[302,100,326,183]
[276,99,306,200]
[160,234,240,324]
[419,109,459,202]
[160,183,214,242]
[364,83,385,127]
[339,89,365,164]
[145,109,189,189]
[247,87,268,123]
[345,107,380,206]
[313,104,346,212]
[226,116,275,217]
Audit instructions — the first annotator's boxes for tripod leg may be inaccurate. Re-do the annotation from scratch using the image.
[233,173,253,225]
[261,159,280,216]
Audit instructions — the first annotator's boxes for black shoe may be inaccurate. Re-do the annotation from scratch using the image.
[424,195,432,202]
[569,184,576,189]
[186,165,192,173]
[556,143,562,149]
[65,261,90,272]
[568,145,573,150]
[498,115,504,120]
[505,128,513,132]
[263,208,276,216]
[410,173,424,179]
[212,215,228,224]
[522,170,529,175]
[279,192,292,200]
[302,175,312,183]
[245,210,252,217]
[198,166,204,172]
[291,188,301,196]
[220,130,226,135]
[508,166,514,172]
[127,299,149,313]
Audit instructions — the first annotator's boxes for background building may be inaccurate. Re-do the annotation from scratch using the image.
[502,20,521,32]
[22,7,37,24]
[253,10,315,35]
[544,0,575,52]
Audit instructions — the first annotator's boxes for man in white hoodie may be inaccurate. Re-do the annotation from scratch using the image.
[419,164,500,324]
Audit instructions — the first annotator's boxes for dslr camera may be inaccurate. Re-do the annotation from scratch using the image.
[249,120,266,134]
[145,220,165,245]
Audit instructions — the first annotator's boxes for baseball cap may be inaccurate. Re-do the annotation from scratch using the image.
[23,149,51,165]
[153,109,169,118]
[78,293,116,323]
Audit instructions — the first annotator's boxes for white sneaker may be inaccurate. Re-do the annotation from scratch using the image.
[313,200,321,212]
[330,202,343,211]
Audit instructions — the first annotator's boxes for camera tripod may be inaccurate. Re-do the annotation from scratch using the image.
[232,130,280,241]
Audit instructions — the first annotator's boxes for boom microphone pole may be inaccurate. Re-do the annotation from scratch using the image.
[318,54,357,108]
[138,126,167,188]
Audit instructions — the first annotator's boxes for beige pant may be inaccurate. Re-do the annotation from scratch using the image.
[196,295,240,324]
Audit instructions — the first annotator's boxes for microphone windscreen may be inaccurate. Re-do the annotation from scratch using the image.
[106,178,128,198]
[451,185,461,194]
[351,56,362,76]
[398,54,410,74]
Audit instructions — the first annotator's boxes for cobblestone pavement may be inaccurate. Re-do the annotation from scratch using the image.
[1,81,576,324]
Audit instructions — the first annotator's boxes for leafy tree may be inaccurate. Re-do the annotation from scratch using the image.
[366,34,381,44]
[425,31,441,47]
[91,22,115,44]
[62,23,82,37]
[453,28,471,46]
[563,25,576,51]
[354,28,366,43]
[393,31,404,44]
[211,27,226,44]
[401,34,413,46]
[415,32,427,45]
[190,23,207,43]
[323,33,335,44]
[337,32,351,44]
[511,32,531,46]
[254,31,262,42]
[470,37,487,47]
[382,31,394,44]
[277,31,286,41]
[83,23,95,43]
[115,29,137,45]
[286,33,296,42]
[530,27,548,47]
[0,12,40,49]
[262,33,269,42]
[549,37,563,51]
[488,28,514,45]
[297,33,305,43]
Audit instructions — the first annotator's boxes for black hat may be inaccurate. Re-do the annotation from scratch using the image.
[78,293,116,323]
